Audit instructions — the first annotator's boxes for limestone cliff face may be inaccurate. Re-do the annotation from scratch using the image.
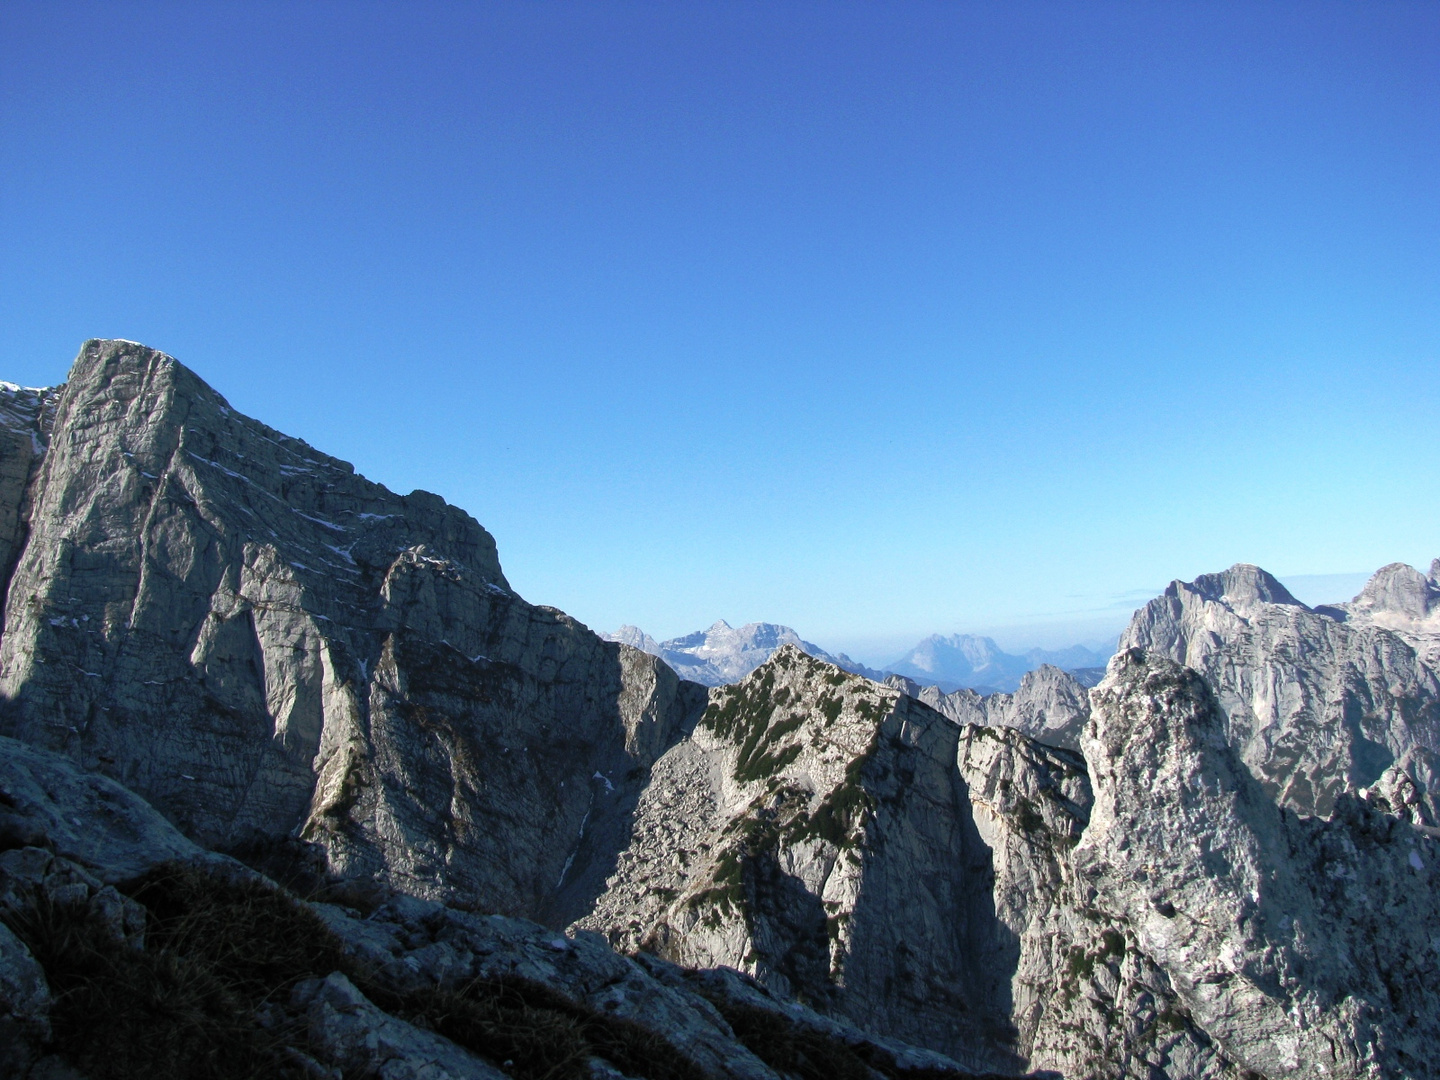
[1072,650,1440,1079]
[1120,562,1440,819]
[577,645,1019,1071]
[0,340,704,921]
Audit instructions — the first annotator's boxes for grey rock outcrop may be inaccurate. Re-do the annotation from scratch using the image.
[0,734,209,881]
[577,645,1014,1071]
[0,731,994,1080]
[1121,562,1440,818]
[0,382,59,587]
[294,971,509,1080]
[0,340,705,921]
[1073,649,1440,1079]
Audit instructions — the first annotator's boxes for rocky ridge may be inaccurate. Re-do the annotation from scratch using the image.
[0,731,1008,1080]
[887,665,1092,751]
[3,341,1440,1078]
[576,645,1008,1069]
[1071,649,1440,1079]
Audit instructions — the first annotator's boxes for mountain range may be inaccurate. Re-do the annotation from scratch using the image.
[1,340,1437,1080]
[604,621,1112,692]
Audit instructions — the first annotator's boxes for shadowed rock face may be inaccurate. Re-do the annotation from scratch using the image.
[1121,562,1440,819]
[0,340,705,920]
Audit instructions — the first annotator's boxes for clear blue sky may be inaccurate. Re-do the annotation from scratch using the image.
[2,2,1436,663]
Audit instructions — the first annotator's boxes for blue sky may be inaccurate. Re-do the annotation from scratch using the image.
[2,2,1436,663]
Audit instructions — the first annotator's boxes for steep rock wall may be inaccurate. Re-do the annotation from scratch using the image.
[576,646,1017,1071]
[0,340,704,920]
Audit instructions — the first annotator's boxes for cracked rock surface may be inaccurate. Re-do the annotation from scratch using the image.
[579,646,1040,1072]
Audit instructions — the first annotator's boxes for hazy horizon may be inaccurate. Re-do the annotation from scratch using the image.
[595,567,1391,670]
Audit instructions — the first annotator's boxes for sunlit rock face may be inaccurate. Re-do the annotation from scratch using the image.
[1070,649,1440,1080]
[0,339,705,921]
[902,663,1093,750]
[1121,562,1440,820]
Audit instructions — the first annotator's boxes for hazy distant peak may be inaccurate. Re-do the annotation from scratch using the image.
[604,624,662,656]
[601,619,849,686]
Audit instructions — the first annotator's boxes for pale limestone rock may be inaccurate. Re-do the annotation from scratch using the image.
[310,895,782,1080]
[1076,649,1440,1079]
[577,645,1020,1073]
[0,382,59,586]
[295,970,509,1080]
[1121,562,1440,818]
[920,665,1091,750]
[0,734,206,882]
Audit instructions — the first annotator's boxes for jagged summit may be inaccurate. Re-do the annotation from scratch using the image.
[4,341,1440,1078]
[577,643,1030,1070]
[1123,558,1440,818]
[1338,560,1440,632]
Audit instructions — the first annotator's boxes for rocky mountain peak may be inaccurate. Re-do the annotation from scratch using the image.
[1079,648,1440,1078]
[601,620,855,686]
[1122,559,1440,819]
[1186,562,1303,612]
[606,623,662,654]
[895,663,1092,751]
[577,644,1028,1069]
[1345,561,1440,629]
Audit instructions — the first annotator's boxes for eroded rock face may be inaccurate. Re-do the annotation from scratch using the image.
[0,340,704,920]
[0,383,59,590]
[1076,650,1440,1080]
[1121,562,1440,818]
